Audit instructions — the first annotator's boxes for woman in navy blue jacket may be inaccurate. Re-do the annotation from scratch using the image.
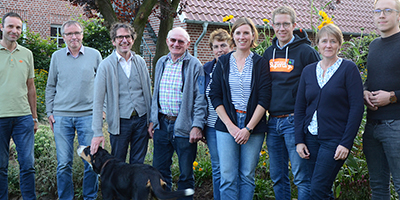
[294,24,364,199]
[203,28,233,200]
[209,17,271,200]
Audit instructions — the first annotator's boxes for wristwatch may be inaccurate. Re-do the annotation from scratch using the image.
[33,118,39,123]
[390,91,397,104]
[245,126,253,134]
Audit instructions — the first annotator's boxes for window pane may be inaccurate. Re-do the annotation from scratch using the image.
[51,27,58,37]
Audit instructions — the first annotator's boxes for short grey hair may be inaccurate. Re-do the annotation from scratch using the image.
[61,21,83,35]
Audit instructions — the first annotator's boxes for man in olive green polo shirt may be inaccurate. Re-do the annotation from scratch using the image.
[0,12,38,199]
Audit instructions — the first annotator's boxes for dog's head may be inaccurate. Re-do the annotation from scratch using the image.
[77,145,111,174]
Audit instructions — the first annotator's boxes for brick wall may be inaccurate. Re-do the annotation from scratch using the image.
[0,0,84,37]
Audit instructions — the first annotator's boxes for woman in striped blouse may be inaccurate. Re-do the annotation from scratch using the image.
[209,17,272,200]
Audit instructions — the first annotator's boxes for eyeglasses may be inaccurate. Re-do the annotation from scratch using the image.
[64,31,83,37]
[115,35,132,41]
[273,22,292,29]
[373,8,399,16]
[212,43,229,50]
[168,38,187,45]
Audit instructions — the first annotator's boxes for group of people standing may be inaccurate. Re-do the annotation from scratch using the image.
[0,0,400,200]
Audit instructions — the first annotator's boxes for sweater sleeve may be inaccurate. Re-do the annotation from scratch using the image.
[209,59,224,110]
[294,67,309,144]
[45,52,58,117]
[92,63,107,137]
[340,62,364,149]
[256,57,272,110]
[192,61,207,129]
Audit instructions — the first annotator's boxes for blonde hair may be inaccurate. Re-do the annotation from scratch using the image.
[316,24,344,46]
[209,28,232,49]
[374,0,400,11]
[231,17,259,48]
[272,6,297,24]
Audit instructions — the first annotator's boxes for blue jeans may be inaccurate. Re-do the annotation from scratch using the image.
[305,132,343,200]
[363,119,400,200]
[216,112,265,200]
[204,126,220,200]
[53,115,98,200]
[0,115,36,200]
[152,115,197,200]
[266,115,310,200]
[109,114,149,164]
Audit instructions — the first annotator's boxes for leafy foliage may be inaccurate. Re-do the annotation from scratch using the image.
[79,17,114,58]
[17,30,59,71]
[253,19,274,56]
[35,69,48,121]
[341,30,380,82]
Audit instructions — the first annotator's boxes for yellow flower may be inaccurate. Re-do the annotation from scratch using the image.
[263,162,266,166]
[193,161,198,167]
[262,18,269,24]
[260,150,266,155]
[193,167,196,170]
[223,15,234,22]
[318,10,329,20]
[199,168,203,171]
[317,18,334,30]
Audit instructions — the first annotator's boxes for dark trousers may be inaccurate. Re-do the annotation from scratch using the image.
[110,114,149,164]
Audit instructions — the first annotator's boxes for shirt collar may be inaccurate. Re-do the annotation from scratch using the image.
[66,45,85,57]
[276,36,295,50]
[0,42,20,52]
[116,50,134,62]
[167,50,188,64]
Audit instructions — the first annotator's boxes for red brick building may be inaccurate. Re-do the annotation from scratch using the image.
[0,0,84,46]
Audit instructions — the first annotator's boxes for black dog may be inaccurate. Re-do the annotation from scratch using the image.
[77,146,194,200]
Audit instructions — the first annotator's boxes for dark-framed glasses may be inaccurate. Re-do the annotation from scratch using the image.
[373,8,399,16]
[64,31,83,37]
[273,22,291,29]
[115,35,132,41]
[168,38,187,45]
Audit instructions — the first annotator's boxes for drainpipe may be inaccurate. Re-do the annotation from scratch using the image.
[194,22,208,57]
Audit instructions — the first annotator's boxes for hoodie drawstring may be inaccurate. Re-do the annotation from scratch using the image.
[272,46,289,68]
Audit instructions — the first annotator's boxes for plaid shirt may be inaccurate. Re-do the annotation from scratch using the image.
[159,53,185,116]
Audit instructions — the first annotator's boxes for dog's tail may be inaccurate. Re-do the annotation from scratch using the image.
[147,177,194,199]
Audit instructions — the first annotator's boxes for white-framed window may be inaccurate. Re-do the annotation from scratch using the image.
[50,24,64,47]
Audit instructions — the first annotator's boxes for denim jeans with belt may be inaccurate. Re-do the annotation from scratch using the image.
[109,114,148,164]
[363,119,400,200]
[216,112,265,200]
[53,115,98,200]
[152,115,197,200]
[0,115,36,200]
[266,115,310,200]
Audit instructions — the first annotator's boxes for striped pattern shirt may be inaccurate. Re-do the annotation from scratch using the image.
[206,63,218,127]
[229,52,253,112]
[308,58,343,135]
[159,53,185,116]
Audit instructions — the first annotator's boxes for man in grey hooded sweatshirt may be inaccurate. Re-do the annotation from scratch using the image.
[90,22,152,165]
